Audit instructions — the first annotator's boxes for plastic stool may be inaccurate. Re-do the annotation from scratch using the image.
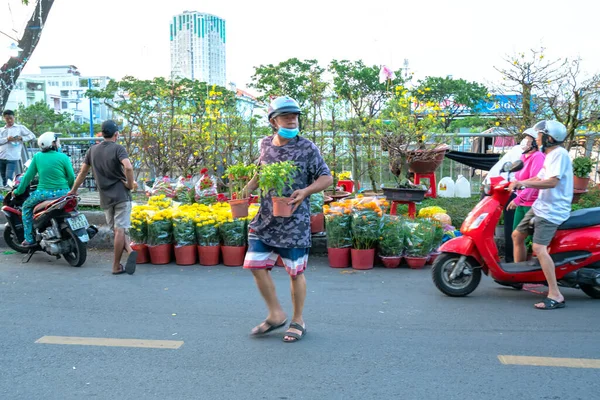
[390,200,416,219]
[414,172,437,198]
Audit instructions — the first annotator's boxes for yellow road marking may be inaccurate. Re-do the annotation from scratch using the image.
[35,336,183,349]
[498,355,600,369]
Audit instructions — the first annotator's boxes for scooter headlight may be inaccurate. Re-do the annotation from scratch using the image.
[470,213,489,229]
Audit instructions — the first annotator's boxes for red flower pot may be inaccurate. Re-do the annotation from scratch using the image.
[327,247,350,268]
[380,256,402,268]
[174,245,197,265]
[197,245,220,266]
[405,256,427,269]
[222,245,247,267]
[131,242,150,264]
[148,243,173,265]
[427,252,441,265]
[272,197,294,217]
[310,213,325,233]
[229,198,250,219]
[351,248,375,270]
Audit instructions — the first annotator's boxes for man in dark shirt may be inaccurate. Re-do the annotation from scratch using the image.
[69,120,137,275]
[243,96,333,342]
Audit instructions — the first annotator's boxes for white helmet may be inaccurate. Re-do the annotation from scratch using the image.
[533,120,567,143]
[37,131,61,150]
[522,127,537,139]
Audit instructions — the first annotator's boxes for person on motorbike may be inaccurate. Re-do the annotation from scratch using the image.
[509,120,573,310]
[507,128,546,231]
[13,132,75,246]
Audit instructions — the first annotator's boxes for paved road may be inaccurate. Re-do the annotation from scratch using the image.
[1,250,598,400]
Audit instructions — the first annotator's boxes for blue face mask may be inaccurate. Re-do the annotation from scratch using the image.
[278,127,299,139]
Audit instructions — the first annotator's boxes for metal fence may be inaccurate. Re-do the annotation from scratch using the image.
[20,133,600,195]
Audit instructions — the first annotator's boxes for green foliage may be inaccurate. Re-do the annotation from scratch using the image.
[310,192,324,214]
[572,186,600,211]
[351,209,383,250]
[413,76,489,132]
[325,212,352,249]
[16,101,73,135]
[219,219,247,247]
[258,161,298,198]
[378,215,406,256]
[572,156,594,178]
[224,162,257,198]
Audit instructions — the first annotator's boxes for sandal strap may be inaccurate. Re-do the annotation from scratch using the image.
[288,322,305,333]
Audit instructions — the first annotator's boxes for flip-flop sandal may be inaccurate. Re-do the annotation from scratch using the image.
[112,264,126,275]
[283,322,306,343]
[250,319,287,336]
[125,250,137,275]
[535,297,566,310]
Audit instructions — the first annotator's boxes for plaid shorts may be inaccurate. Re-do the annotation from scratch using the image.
[243,233,309,277]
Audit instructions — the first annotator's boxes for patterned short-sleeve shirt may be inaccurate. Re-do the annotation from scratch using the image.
[249,135,331,248]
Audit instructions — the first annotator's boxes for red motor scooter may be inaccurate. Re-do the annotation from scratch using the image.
[2,172,98,267]
[431,160,600,299]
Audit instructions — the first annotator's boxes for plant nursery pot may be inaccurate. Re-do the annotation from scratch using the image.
[406,148,447,174]
[427,252,441,265]
[310,213,325,233]
[380,256,402,268]
[221,245,247,267]
[405,256,428,269]
[573,176,590,191]
[327,247,351,268]
[131,242,150,264]
[351,248,375,270]
[197,245,220,266]
[174,245,197,265]
[323,195,334,205]
[229,198,250,218]
[148,243,173,265]
[272,197,294,217]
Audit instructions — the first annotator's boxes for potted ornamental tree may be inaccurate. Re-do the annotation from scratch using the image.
[224,162,257,218]
[573,156,594,191]
[258,161,298,217]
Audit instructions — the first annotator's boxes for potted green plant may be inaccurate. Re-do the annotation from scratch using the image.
[378,215,406,268]
[224,162,257,218]
[258,161,298,217]
[573,156,594,191]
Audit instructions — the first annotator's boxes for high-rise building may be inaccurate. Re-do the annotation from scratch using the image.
[170,11,226,87]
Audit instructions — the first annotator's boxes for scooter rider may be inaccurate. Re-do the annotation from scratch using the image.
[509,120,573,310]
[13,132,75,247]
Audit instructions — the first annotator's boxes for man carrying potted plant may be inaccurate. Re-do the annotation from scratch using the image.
[241,96,332,342]
[509,120,573,310]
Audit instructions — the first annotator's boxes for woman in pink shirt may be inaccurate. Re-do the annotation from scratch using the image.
[507,128,546,230]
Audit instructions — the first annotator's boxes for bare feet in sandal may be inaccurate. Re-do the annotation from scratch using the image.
[283,321,306,342]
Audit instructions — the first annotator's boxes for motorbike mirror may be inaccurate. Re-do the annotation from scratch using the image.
[502,162,513,172]
[509,160,524,173]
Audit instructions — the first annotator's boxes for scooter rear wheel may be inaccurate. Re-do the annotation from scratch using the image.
[432,253,481,297]
[580,284,600,299]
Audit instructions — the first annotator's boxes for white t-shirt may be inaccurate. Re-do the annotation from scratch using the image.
[532,147,573,225]
[483,145,523,184]
[0,124,36,160]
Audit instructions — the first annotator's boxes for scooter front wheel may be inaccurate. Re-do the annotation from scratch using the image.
[432,253,481,297]
[3,225,29,254]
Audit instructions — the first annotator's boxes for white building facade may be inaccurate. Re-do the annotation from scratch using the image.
[7,65,112,125]
[170,11,227,87]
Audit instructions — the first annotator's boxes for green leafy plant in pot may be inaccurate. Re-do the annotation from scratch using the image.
[572,156,594,191]
[224,162,257,218]
[258,161,299,217]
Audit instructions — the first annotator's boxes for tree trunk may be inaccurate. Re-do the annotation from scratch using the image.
[0,0,55,109]
[522,83,532,129]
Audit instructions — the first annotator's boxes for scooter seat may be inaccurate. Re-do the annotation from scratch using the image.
[33,197,63,214]
[558,207,600,230]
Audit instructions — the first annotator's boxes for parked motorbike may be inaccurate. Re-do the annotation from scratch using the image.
[432,160,600,299]
[1,173,98,267]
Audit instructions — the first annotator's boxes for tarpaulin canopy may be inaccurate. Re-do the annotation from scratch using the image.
[445,150,501,171]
